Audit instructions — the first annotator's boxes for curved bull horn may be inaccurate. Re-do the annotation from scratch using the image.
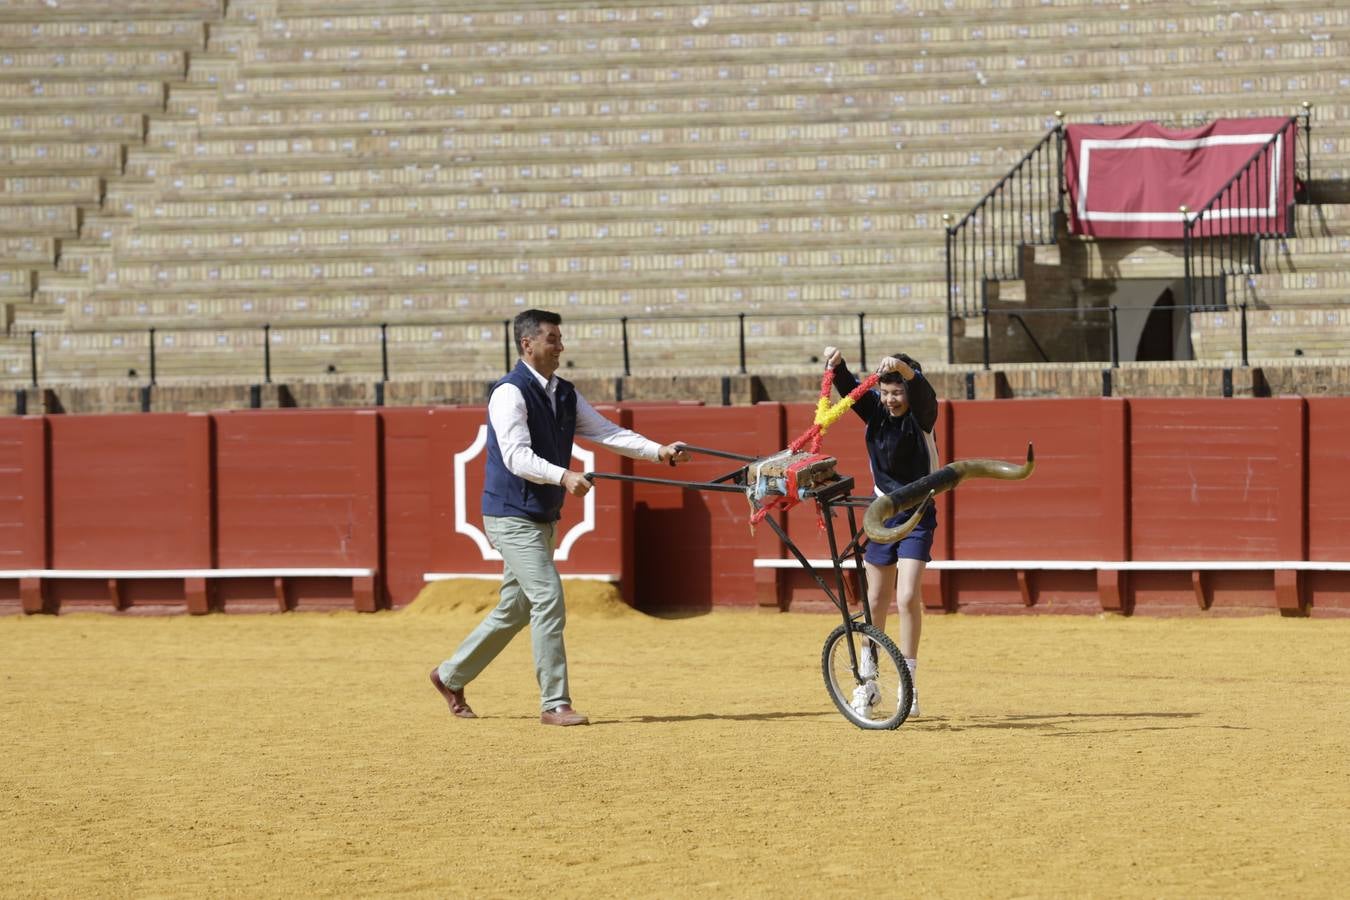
[864,443,1036,544]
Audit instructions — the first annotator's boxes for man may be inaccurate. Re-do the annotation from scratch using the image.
[823,345,938,718]
[431,309,689,726]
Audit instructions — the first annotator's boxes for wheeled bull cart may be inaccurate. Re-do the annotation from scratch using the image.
[587,444,918,730]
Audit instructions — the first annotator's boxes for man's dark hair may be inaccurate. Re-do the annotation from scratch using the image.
[879,352,921,385]
[513,309,562,354]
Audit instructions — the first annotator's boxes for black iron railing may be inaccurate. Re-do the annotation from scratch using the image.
[982,302,1281,369]
[1002,313,1051,364]
[15,302,1312,396]
[1182,107,1312,310]
[19,310,883,388]
[945,115,1067,365]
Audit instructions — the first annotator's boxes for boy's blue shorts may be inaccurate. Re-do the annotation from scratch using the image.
[863,503,938,566]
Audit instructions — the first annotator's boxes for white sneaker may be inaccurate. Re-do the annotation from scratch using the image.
[902,684,920,718]
[850,680,880,715]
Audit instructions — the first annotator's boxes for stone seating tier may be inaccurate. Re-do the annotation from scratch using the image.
[0,0,1346,382]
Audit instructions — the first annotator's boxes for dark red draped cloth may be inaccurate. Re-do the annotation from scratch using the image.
[1065,117,1296,239]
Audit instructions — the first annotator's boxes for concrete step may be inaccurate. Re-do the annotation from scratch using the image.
[1229,272,1350,307]
[1192,306,1350,363]
[1258,237,1350,273]
[0,267,34,298]
[1293,203,1350,237]
[1064,239,1189,279]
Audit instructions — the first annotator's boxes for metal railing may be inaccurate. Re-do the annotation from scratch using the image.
[981,302,1278,370]
[16,302,1323,394]
[19,310,885,387]
[944,114,1067,364]
[1002,313,1051,363]
[1182,106,1312,309]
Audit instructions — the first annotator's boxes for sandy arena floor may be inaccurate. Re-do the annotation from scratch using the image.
[2,581,1348,898]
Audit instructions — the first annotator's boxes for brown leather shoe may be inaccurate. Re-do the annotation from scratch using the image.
[429,668,477,719]
[540,704,589,726]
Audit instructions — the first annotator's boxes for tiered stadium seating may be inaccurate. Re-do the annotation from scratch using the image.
[0,0,1347,383]
[0,0,226,378]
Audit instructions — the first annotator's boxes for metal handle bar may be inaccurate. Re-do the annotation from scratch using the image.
[672,443,759,463]
[583,472,747,493]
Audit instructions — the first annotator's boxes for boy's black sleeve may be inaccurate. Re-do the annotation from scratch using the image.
[833,362,881,421]
[906,372,939,432]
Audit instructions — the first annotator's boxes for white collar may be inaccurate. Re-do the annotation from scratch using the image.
[521,360,556,392]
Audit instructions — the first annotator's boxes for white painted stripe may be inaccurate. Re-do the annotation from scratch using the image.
[1077,130,1284,224]
[1082,134,1278,152]
[752,559,1350,572]
[1084,208,1279,223]
[0,568,374,578]
[422,572,619,582]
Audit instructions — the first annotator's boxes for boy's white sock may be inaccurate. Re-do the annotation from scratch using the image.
[858,639,878,679]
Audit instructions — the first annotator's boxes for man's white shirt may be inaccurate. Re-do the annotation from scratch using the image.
[487,362,662,485]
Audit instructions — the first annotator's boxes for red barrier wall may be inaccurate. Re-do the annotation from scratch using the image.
[1305,398,1350,616]
[626,403,777,612]
[950,399,1120,560]
[1307,399,1350,560]
[381,407,456,609]
[2,397,1347,618]
[45,414,211,612]
[0,417,45,571]
[214,410,381,610]
[1129,399,1304,561]
[0,417,46,609]
[48,414,211,570]
[1124,399,1306,615]
[944,399,1127,615]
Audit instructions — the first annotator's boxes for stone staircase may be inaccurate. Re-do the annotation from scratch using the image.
[951,133,1350,367]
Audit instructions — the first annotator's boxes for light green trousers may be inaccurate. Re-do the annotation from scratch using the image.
[438,516,570,711]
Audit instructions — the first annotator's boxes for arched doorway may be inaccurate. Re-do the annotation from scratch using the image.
[1136,288,1177,361]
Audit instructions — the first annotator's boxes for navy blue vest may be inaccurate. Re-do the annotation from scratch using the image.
[482,361,577,523]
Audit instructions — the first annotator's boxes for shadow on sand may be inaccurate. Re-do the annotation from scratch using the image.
[914,710,1248,735]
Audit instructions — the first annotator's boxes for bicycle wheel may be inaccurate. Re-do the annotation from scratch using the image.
[821,622,913,730]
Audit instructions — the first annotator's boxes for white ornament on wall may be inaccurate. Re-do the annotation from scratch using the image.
[453,425,595,561]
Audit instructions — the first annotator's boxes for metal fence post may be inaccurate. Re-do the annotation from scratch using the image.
[737,313,746,375]
[943,214,955,364]
[1301,101,1313,206]
[1053,110,1067,227]
[621,316,631,376]
[263,323,272,384]
[857,312,867,370]
[379,323,389,382]
[502,319,511,373]
[1180,206,1192,309]
[1239,303,1249,368]
[981,292,991,371]
[148,328,157,386]
[28,330,37,387]
[1109,306,1119,369]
